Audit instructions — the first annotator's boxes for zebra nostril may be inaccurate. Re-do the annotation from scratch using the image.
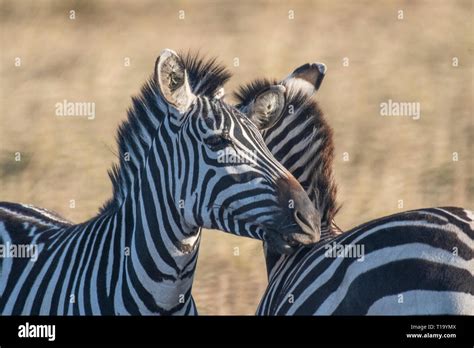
[294,210,314,235]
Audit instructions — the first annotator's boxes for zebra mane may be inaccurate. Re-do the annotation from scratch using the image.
[298,95,341,232]
[180,51,232,97]
[100,52,231,213]
[234,78,340,231]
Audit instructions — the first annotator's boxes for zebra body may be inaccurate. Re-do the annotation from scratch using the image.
[258,207,474,315]
[235,62,474,315]
[0,50,320,315]
[0,201,198,315]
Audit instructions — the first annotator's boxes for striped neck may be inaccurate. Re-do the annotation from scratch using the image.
[109,172,200,314]
[88,104,202,314]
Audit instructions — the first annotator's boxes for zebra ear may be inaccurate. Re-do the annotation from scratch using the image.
[156,49,196,114]
[246,85,286,130]
[283,62,326,96]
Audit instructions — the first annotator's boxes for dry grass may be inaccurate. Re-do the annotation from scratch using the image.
[0,0,472,314]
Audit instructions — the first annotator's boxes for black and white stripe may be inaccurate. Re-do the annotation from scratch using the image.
[258,207,474,315]
[0,50,319,315]
[236,63,474,315]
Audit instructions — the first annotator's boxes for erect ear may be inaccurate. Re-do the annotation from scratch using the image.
[155,49,196,114]
[245,85,286,130]
[283,62,326,96]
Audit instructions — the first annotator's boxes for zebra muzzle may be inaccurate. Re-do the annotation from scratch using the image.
[273,176,322,251]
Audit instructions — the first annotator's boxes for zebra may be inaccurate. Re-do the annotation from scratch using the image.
[0,49,321,315]
[236,61,340,243]
[235,62,474,315]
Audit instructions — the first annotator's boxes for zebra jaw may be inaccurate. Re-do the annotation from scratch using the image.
[263,227,319,255]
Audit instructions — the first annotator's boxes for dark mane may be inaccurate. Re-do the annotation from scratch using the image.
[180,51,232,96]
[301,97,340,231]
[100,53,231,213]
[280,88,340,231]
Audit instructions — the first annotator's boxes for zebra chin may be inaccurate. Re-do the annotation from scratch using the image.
[262,224,321,255]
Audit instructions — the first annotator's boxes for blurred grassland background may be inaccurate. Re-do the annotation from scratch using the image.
[0,0,472,314]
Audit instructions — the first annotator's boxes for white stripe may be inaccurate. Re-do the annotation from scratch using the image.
[367,290,474,315]
[276,219,471,314]
[113,201,130,315]
[313,244,473,315]
[106,214,118,297]
[56,226,86,314]
[38,230,78,314]
[434,207,474,228]
[90,216,113,314]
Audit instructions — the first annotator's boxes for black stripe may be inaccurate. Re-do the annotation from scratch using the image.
[331,259,474,315]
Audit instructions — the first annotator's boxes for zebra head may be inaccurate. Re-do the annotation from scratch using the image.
[153,49,321,252]
[235,62,340,257]
[236,62,326,131]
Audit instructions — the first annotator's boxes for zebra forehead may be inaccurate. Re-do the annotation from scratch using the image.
[205,99,252,130]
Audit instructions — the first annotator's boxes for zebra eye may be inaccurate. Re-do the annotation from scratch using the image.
[204,134,231,151]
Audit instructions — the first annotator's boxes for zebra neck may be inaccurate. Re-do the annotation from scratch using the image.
[108,151,201,314]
